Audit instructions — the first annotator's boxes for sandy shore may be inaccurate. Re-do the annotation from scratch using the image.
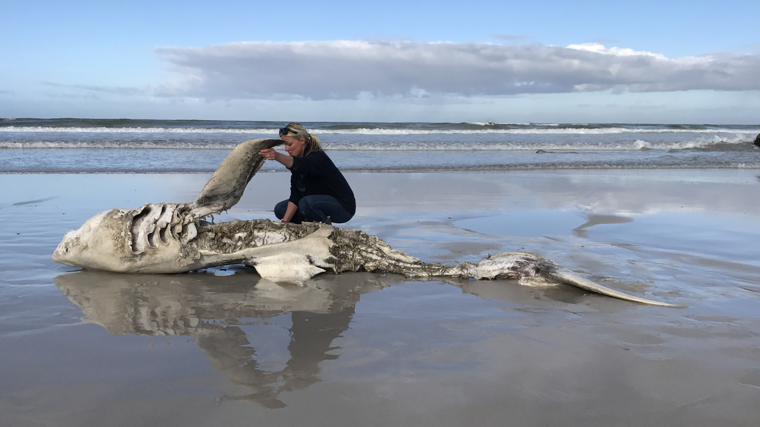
[1,170,760,426]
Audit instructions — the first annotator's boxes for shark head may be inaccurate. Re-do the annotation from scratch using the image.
[53,138,284,273]
[53,203,198,273]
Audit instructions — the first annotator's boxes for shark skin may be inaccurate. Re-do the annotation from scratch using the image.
[52,139,683,308]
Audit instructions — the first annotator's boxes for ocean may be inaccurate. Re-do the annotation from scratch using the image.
[1,118,759,173]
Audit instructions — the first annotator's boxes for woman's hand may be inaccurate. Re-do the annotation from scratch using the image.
[259,148,294,169]
[259,148,277,160]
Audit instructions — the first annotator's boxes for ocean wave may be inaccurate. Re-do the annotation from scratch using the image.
[1,134,755,151]
[5,162,760,175]
[632,134,750,150]
[1,125,759,136]
[0,126,272,135]
[341,163,760,172]
[0,141,239,150]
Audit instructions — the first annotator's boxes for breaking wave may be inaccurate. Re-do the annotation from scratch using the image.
[5,162,760,175]
[1,125,759,136]
[1,134,755,151]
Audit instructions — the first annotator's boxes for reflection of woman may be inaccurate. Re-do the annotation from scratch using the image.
[258,123,356,224]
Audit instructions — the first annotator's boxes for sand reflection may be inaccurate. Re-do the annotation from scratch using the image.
[53,266,638,409]
[572,214,634,238]
[54,270,401,409]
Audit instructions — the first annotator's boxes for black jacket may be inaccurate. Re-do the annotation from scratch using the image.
[288,150,356,215]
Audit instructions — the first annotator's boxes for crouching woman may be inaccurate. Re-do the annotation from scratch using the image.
[258,122,355,224]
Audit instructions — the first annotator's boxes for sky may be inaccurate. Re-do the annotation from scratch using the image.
[1,0,759,123]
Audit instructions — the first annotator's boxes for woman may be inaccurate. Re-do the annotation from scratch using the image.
[258,123,356,224]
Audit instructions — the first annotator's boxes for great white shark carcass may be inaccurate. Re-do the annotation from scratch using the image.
[52,138,682,308]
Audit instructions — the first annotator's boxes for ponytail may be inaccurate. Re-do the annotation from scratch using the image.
[304,133,323,156]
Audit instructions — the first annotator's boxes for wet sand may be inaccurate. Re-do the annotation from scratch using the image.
[1,170,760,426]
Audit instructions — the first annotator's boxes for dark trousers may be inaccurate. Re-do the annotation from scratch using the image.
[274,195,353,224]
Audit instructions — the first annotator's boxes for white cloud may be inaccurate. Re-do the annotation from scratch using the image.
[566,43,669,60]
[152,40,760,101]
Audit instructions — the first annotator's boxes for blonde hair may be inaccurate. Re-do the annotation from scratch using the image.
[282,122,323,156]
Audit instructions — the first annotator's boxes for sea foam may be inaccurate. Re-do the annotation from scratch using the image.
[1,126,759,136]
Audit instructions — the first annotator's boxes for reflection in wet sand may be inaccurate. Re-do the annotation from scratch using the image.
[54,270,403,409]
[572,214,634,238]
[54,268,631,409]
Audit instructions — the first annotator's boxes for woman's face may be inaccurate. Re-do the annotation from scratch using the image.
[281,135,306,157]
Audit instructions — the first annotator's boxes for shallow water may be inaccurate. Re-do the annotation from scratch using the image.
[1,170,759,426]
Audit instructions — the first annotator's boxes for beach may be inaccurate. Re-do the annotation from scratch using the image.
[2,169,760,426]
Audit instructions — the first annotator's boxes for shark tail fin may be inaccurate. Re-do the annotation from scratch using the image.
[546,270,685,308]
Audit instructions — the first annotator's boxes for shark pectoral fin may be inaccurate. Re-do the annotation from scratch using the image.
[248,253,326,285]
[548,270,685,308]
[192,138,284,215]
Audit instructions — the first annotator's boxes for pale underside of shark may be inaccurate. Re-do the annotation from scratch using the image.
[52,138,682,308]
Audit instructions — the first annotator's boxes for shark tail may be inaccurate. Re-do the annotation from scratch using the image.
[546,270,685,308]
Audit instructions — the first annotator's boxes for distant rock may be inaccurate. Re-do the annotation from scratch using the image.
[755,133,760,148]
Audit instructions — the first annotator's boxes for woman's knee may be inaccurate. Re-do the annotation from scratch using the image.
[299,197,329,222]
[299,196,352,223]
[297,198,317,216]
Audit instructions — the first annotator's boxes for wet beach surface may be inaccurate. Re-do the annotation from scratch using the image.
[1,170,759,426]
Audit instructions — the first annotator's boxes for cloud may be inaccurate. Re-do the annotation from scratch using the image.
[43,82,147,96]
[150,41,760,100]
[491,34,530,42]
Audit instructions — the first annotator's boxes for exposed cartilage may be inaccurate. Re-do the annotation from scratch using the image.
[180,222,198,244]
[154,204,175,244]
[172,223,183,239]
[129,203,196,253]
[131,204,162,254]
[147,205,168,247]
[166,204,191,239]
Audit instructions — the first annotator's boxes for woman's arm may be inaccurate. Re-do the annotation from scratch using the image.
[282,201,298,223]
[259,148,293,169]
[260,148,300,221]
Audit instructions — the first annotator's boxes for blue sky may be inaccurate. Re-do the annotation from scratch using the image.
[2,0,759,123]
